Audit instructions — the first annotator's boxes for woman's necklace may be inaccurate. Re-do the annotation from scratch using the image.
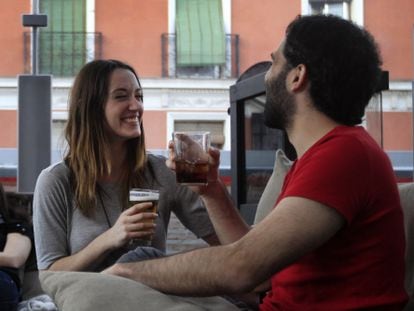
[98,192,112,229]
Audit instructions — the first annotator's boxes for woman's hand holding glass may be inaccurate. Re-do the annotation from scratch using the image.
[105,203,157,249]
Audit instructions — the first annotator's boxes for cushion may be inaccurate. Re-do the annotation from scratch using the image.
[39,271,239,311]
[253,149,292,224]
[399,183,414,300]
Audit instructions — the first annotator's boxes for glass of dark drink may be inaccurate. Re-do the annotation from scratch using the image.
[172,131,210,186]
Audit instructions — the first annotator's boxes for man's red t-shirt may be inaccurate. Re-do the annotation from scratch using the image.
[260,126,408,310]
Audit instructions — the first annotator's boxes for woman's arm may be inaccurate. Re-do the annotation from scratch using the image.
[33,167,156,272]
[46,203,157,271]
[46,229,115,271]
[0,233,31,268]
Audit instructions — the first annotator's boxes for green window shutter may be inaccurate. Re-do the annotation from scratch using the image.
[39,0,86,77]
[176,0,226,67]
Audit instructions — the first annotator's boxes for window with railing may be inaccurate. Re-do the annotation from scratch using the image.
[161,33,239,79]
[23,31,102,76]
[164,0,238,79]
[23,0,100,77]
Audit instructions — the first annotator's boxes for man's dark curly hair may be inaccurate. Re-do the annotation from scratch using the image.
[283,15,382,125]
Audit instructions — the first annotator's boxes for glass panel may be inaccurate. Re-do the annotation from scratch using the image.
[52,120,67,153]
[364,93,383,148]
[174,120,225,149]
[243,95,285,204]
[327,3,344,17]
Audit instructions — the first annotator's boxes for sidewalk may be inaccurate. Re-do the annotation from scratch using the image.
[166,213,209,254]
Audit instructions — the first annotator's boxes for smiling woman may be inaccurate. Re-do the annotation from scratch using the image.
[104,68,143,143]
[32,59,219,274]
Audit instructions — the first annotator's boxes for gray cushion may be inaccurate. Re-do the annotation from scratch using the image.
[399,182,414,307]
[253,149,292,224]
[39,271,239,311]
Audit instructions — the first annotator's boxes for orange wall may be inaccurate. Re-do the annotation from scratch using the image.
[95,0,168,78]
[2,107,411,152]
[383,112,413,151]
[143,110,167,149]
[0,110,17,147]
[365,111,383,147]
[0,1,30,76]
[364,0,414,80]
[232,0,301,73]
[0,109,168,150]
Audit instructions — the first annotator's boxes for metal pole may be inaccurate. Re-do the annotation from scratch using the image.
[412,81,414,181]
[32,0,39,74]
[18,1,51,193]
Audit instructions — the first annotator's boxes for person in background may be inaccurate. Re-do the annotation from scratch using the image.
[33,59,218,273]
[0,184,32,311]
[105,15,408,310]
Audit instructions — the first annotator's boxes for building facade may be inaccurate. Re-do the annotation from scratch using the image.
[0,0,413,188]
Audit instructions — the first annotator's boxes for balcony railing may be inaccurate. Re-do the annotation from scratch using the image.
[161,33,239,79]
[24,31,102,77]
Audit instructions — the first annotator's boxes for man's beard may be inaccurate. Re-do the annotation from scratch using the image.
[264,66,296,130]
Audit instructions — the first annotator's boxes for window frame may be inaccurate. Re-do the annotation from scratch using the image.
[302,0,364,25]
[167,0,232,78]
[167,112,231,150]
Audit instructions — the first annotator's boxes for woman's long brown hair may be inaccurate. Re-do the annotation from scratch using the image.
[64,59,147,215]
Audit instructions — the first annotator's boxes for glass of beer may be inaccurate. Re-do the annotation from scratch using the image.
[172,131,210,186]
[128,188,159,246]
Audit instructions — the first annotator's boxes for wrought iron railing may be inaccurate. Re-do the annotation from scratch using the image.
[23,31,102,77]
[161,33,239,79]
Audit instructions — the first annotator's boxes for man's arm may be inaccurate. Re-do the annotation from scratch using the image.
[199,179,251,244]
[167,146,251,245]
[105,197,345,296]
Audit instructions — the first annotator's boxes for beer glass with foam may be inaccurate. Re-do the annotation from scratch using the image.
[128,188,159,245]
